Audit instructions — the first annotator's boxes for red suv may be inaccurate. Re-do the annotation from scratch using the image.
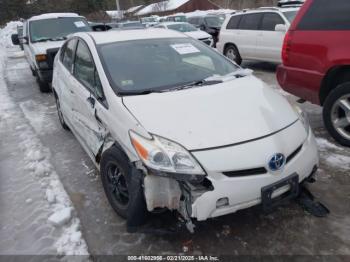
[277,0,350,146]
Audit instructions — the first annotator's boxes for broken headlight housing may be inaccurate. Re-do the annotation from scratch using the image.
[130,131,205,176]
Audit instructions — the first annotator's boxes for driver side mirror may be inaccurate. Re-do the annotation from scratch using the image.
[11,34,19,45]
[275,24,287,32]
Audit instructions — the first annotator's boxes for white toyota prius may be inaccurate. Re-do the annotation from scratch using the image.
[52,29,319,232]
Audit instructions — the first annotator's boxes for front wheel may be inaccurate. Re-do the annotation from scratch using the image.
[224,44,242,65]
[323,82,350,147]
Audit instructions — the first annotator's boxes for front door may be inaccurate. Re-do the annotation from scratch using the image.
[70,39,107,157]
[256,13,286,63]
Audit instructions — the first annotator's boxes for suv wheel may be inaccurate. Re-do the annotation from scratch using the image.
[323,82,350,147]
[224,44,242,65]
[100,146,146,219]
[54,96,70,131]
[37,76,51,93]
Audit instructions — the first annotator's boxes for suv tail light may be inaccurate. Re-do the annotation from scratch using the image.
[282,30,293,65]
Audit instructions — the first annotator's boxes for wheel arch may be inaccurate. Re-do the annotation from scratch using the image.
[223,42,239,53]
[320,65,350,105]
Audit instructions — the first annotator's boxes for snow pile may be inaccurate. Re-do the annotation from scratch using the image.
[0,42,89,256]
[136,0,190,16]
[0,21,22,48]
[185,9,236,17]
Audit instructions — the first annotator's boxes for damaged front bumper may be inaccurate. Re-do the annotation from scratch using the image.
[140,123,319,232]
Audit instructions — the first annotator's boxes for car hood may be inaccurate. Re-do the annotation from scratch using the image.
[184,30,211,39]
[31,40,65,54]
[123,75,299,151]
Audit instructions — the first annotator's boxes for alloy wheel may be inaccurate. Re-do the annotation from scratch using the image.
[331,94,350,141]
[106,162,129,207]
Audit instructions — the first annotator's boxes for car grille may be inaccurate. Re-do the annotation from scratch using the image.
[199,38,211,46]
[222,145,303,178]
[286,144,303,164]
[223,167,268,177]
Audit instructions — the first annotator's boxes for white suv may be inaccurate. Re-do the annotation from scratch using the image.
[12,13,91,92]
[217,7,300,64]
[52,29,318,232]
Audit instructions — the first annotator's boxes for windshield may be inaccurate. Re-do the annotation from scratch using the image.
[167,23,197,32]
[29,17,91,43]
[205,16,223,28]
[99,38,239,95]
[283,11,298,23]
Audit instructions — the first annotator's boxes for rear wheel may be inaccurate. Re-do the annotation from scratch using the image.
[224,44,242,65]
[37,75,51,93]
[323,82,350,147]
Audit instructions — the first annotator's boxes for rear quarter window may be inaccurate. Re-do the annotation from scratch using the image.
[297,0,350,30]
[226,15,242,30]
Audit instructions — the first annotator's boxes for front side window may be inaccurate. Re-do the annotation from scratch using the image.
[239,13,263,30]
[261,13,285,31]
[99,38,239,95]
[29,17,91,43]
[167,23,197,32]
[62,38,77,71]
[74,40,96,92]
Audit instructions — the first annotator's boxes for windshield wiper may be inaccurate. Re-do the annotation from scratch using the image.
[33,36,67,43]
[120,89,164,96]
[165,79,223,92]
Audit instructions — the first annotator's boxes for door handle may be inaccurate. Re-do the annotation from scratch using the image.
[69,89,74,94]
[87,96,95,108]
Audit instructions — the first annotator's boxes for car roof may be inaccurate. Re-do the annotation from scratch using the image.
[76,28,187,45]
[28,13,81,21]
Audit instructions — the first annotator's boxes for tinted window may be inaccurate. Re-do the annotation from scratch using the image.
[99,38,239,95]
[62,39,77,71]
[29,17,91,43]
[261,13,284,31]
[188,17,199,25]
[204,16,223,28]
[239,13,262,30]
[226,15,242,30]
[74,40,95,92]
[298,0,350,30]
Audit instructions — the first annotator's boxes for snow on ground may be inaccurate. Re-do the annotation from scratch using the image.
[0,22,89,257]
[0,21,22,48]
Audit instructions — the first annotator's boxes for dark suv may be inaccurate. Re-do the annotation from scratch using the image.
[277,0,350,146]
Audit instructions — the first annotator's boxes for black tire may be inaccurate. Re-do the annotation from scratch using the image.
[100,146,147,220]
[323,82,350,147]
[37,76,51,93]
[224,44,242,65]
[54,96,70,131]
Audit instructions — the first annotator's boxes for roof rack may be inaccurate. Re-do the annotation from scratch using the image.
[277,0,305,7]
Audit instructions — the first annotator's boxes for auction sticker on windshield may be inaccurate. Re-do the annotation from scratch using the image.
[171,43,200,55]
[74,21,86,28]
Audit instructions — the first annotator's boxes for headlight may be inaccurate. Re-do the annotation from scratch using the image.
[292,103,310,134]
[130,131,205,175]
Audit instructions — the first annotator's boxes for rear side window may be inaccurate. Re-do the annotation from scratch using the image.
[261,13,285,31]
[239,13,262,30]
[226,15,242,30]
[74,40,96,92]
[298,0,350,30]
[62,39,77,71]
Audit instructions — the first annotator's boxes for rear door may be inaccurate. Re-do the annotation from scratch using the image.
[256,12,286,63]
[235,13,263,59]
[70,39,107,157]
